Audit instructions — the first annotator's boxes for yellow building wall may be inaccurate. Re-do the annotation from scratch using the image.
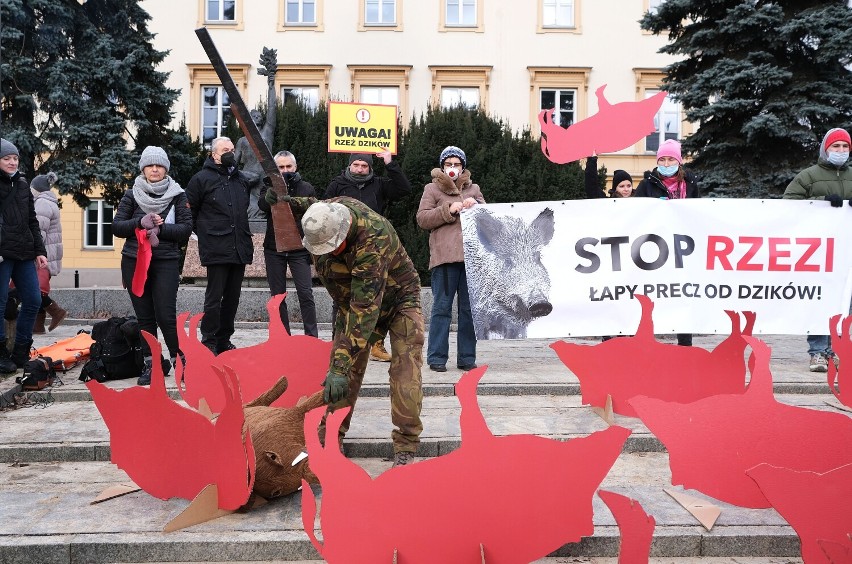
[58,189,122,270]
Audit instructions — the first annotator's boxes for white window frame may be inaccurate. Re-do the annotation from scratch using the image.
[365,0,396,25]
[539,87,577,129]
[360,86,400,106]
[281,86,320,109]
[446,0,476,27]
[644,88,681,153]
[206,0,235,21]
[542,0,574,28]
[441,87,480,109]
[201,85,232,148]
[85,200,114,249]
[285,0,316,24]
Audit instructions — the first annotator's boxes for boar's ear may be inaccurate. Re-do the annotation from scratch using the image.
[530,207,555,246]
[264,451,286,467]
[475,210,509,253]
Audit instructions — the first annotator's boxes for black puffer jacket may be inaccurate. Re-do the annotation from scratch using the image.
[258,174,315,254]
[186,157,253,266]
[112,190,193,261]
[324,160,411,215]
[635,168,700,199]
[0,172,46,261]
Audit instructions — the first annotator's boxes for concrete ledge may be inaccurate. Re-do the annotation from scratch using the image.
[51,286,442,323]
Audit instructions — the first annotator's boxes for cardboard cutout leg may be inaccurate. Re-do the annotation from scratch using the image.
[163,484,233,532]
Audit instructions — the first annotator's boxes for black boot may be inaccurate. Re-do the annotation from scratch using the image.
[137,358,153,386]
[11,339,33,369]
[0,339,16,374]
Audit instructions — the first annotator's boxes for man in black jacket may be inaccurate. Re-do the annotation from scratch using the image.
[259,150,318,337]
[325,149,411,361]
[186,137,253,354]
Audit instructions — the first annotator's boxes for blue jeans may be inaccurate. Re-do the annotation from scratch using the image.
[427,263,476,367]
[807,334,831,356]
[0,259,41,344]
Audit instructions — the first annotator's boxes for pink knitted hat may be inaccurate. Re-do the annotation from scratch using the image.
[656,139,682,164]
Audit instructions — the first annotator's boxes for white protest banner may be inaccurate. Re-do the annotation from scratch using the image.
[460,199,852,339]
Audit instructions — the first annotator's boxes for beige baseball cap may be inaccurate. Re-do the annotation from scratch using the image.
[301,202,353,255]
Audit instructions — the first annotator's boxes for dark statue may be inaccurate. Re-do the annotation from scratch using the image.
[235,47,278,222]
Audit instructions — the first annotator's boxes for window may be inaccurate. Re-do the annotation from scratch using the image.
[539,88,576,128]
[542,0,574,28]
[358,0,402,30]
[282,86,320,109]
[361,87,399,106]
[644,89,681,152]
[85,201,113,249]
[198,0,243,29]
[187,65,249,145]
[648,0,663,14]
[441,87,479,109]
[429,66,491,111]
[349,65,411,118]
[286,0,315,24]
[440,0,482,31]
[206,0,234,20]
[528,66,590,136]
[201,86,233,148]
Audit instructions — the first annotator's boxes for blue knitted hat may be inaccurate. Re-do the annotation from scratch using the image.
[439,146,466,169]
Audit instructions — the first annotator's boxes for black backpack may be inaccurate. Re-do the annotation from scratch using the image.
[79,317,144,383]
[17,356,56,390]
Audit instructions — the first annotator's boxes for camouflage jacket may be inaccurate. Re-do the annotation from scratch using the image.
[289,196,421,377]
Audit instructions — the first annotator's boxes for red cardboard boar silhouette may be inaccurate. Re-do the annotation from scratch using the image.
[631,336,852,509]
[539,85,667,164]
[300,366,630,563]
[551,295,754,417]
[747,462,852,564]
[828,313,852,409]
[87,332,254,510]
[176,294,329,413]
[598,490,655,564]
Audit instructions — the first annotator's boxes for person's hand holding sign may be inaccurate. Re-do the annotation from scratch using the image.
[377,147,392,165]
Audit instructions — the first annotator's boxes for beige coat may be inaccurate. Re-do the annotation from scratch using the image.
[416,168,485,270]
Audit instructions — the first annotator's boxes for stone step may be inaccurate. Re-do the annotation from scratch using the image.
[0,456,803,563]
[1,389,846,464]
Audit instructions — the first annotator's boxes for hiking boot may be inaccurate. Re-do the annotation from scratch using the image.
[392,451,415,467]
[370,341,391,362]
[45,302,67,332]
[0,339,16,374]
[137,359,153,386]
[429,364,447,372]
[828,352,840,370]
[809,353,828,373]
[33,310,46,335]
[11,339,33,368]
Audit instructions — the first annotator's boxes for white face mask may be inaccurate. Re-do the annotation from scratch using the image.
[827,151,849,167]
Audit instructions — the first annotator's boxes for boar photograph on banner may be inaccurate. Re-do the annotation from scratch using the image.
[460,199,852,339]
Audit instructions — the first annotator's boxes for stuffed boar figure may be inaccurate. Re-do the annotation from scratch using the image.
[243,376,324,500]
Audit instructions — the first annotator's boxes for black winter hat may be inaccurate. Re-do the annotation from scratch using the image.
[31,172,57,193]
[610,170,633,192]
[348,153,373,169]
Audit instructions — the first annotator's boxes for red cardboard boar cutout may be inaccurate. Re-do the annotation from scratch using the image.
[598,490,655,564]
[176,294,329,413]
[539,85,667,164]
[87,332,254,510]
[631,336,852,509]
[828,313,852,409]
[551,295,754,417]
[301,366,630,563]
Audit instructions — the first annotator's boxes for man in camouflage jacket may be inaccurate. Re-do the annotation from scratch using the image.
[286,195,424,466]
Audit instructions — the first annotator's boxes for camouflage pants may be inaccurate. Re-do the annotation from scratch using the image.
[321,307,424,454]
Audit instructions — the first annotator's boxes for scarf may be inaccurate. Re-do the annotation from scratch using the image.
[344,169,374,186]
[661,174,686,199]
[132,174,184,216]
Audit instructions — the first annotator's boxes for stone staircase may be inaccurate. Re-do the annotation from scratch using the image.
[1,322,839,563]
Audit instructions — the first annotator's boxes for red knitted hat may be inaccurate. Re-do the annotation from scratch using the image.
[824,129,851,150]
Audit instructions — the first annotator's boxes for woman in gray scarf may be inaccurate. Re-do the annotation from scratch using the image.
[112,146,192,385]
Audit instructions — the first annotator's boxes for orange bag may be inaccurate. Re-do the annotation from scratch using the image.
[33,331,95,370]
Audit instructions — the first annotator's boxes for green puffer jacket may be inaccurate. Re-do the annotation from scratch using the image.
[784,129,852,200]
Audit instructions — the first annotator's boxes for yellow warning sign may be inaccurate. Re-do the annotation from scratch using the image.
[328,101,398,154]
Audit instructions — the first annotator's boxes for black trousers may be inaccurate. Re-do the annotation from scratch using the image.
[264,250,318,337]
[200,263,246,349]
[121,256,180,358]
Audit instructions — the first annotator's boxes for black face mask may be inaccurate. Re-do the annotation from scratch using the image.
[219,152,236,168]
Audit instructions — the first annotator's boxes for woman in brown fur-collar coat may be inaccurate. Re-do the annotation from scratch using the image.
[416,146,485,373]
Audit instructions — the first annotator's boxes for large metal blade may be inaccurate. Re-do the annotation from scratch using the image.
[195,27,302,252]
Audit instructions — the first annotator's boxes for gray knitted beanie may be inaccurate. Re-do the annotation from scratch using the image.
[0,138,20,159]
[138,146,171,172]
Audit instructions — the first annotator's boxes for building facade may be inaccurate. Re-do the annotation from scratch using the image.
[59,0,689,285]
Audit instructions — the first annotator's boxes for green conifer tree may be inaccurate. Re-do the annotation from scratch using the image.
[642,0,852,197]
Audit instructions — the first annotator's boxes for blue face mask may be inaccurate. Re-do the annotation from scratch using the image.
[657,164,679,177]
[827,151,849,167]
